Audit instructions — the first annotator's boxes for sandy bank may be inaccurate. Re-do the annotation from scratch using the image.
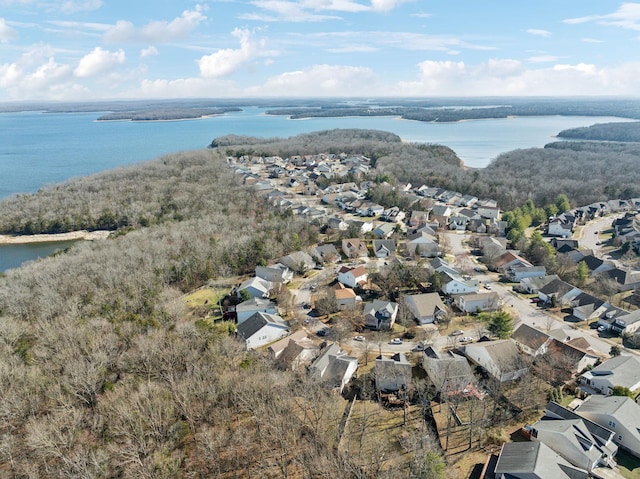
[0,230,111,245]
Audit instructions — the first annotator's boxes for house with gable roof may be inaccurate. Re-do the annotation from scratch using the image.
[236,276,271,299]
[579,355,640,396]
[575,395,640,458]
[255,263,294,285]
[538,278,582,306]
[422,350,474,398]
[463,339,528,383]
[309,343,358,393]
[404,293,449,324]
[363,299,399,330]
[375,353,412,392]
[512,324,552,357]
[493,440,588,479]
[341,238,369,258]
[236,312,290,350]
[236,297,278,324]
[337,265,368,288]
[454,292,500,313]
[372,239,396,259]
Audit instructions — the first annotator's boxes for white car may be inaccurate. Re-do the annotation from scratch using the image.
[354,335,365,341]
[461,336,473,343]
[451,330,464,336]
[389,338,403,345]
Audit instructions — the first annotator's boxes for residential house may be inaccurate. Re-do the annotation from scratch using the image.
[347,219,373,235]
[547,217,573,238]
[493,251,533,273]
[463,340,529,382]
[579,355,640,395]
[375,353,412,392]
[526,417,615,473]
[608,310,640,336]
[363,299,399,330]
[543,338,598,380]
[440,271,480,296]
[461,194,478,207]
[310,244,340,264]
[326,216,349,231]
[545,401,618,458]
[430,204,452,228]
[576,395,640,458]
[236,276,271,299]
[342,238,369,258]
[538,278,582,306]
[448,215,468,231]
[512,324,552,357]
[337,265,368,288]
[268,330,318,371]
[309,343,358,393]
[570,292,608,321]
[493,440,588,479]
[454,292,500,313]
[372,222,396,239]
[405,231,440,258]
[404,293,449,324]
[581,255,615,275]
[422,350,474,398]
[518,274,559,294]
[278,251,316,273]
[477,205,501,220]
[236,297,278,324]
[236,312,290,350]
[255,264,293,285]
[409,210,430,228]
[598,267,640,292]
[506,265,546,282]
[372,239,396,258]
[334,284,358,309]
[381,207,406,223]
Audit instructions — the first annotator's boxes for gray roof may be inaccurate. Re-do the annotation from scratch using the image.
[423,352,473,394]
[236,297,276,313]
[494,441,587,479]
[545,401,616,448]
[236,312,288,340]
[309,343,357,388]
[404,293,447,317]
[582,355,640,390]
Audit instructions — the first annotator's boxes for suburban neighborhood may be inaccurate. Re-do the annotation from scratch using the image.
[204,150,640,479]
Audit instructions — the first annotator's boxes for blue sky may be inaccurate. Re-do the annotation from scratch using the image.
[1,0,639,100]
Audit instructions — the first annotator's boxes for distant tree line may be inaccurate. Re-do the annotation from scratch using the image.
[557,121,640,142]
[97,107,240,121]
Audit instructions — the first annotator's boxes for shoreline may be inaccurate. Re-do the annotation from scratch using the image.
[0,230,110,245]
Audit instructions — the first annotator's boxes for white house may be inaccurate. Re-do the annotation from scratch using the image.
[454,292,500,313]
[255,264,293,284]
[579,355,640,395]
[548,218,573,238]
[236,297,278,324]
[576,395,640,458]
[236,312,290,350]
[237,276,271,299]
[337,265,368,288]
[440,271,480,295]
[463,340,528,383]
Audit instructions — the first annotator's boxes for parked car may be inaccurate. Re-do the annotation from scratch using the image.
[484,284,492,290]
[597,325,607,333]
[461,336,473,343]
[353,335,365,341]
[317,329,328,337]
[451,330,464,336]
[413,343,425,351]
[389,338,403,345]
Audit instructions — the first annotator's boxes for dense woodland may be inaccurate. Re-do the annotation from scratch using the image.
[557,120,640,142]
[96,107,241,121]
[0,127,639,476]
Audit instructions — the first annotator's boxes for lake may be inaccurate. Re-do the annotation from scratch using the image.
[0,107,632,271]
[0,240,77,272]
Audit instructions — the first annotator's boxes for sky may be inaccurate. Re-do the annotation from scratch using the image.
[1,0,640,101]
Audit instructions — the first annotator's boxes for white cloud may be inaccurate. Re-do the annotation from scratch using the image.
[397,59,640,96]
[327,44,377,53]
[0,18,18,42]
[198,28,266,78]
[411,12,431,18]
[140,46,158,58]
[60,0,102,14]
[104,6,206,43]
[74,47,125,78]
[247,64,377,96]
[0,62,22,87]
[243,1,340,22]
[564,3,640,30]
[527,55,561,63]
[370,0,410,12]
[582,37,604,43]
[526,28,552,37]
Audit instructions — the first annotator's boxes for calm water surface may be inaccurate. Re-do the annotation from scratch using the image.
[0,107,632,271]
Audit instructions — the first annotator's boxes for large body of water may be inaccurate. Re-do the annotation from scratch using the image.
[0,107,632,271]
